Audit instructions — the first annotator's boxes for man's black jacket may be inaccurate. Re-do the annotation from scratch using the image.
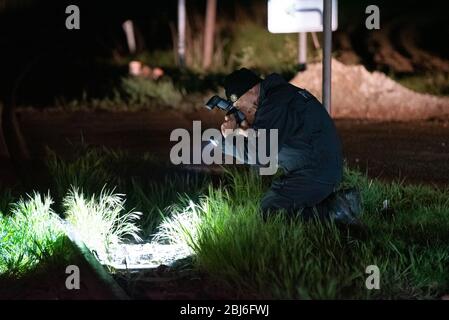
[221,73,343,185]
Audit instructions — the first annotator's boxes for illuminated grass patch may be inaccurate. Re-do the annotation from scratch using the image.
[0,193,65,277]
[63,187,142,263]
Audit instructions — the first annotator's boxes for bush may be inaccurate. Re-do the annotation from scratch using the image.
[227,23,300,73]
[121,76,183,107]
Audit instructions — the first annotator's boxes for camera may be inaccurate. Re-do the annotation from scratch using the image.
[205,95,246,124]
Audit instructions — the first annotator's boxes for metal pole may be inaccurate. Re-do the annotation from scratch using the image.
[323,0,332,114]
[298,32,307,69]
[178,0,186,68]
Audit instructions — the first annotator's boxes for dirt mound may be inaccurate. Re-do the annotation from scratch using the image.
[290,59,449,120]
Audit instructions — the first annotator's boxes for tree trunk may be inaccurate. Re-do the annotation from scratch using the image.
[178,0,187,68]
[203,0,216,70]
[0,103,19,186]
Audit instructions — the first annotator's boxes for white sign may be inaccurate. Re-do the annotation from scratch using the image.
[268,0,338,33]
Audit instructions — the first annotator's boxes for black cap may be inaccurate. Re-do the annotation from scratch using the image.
[224,68,262,102]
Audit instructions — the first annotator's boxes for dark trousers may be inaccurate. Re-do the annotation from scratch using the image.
[260,174,337,221]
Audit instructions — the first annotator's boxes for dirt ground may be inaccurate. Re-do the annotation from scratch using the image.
[0,247,121,300]
[15,109,449,187]
[3,108,449,299]
[113,264,253,300]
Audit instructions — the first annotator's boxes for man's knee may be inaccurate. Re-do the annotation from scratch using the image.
[260,191,280,217]
[260,189,296,220]
[260,189,334,222]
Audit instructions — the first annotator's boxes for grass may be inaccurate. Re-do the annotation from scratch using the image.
[1,146,448,299]
[45,145,211,237]
[0,192,67,277]
[155,167,449,299]
[394,72,449,96]
[57,76,186,112]
[0,187,140,276]
[121,77,183,106]
[63,187,142,263]
[0,147,155,280]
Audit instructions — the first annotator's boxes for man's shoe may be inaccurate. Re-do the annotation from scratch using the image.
[328,188,362,225]
[342,188,362,217]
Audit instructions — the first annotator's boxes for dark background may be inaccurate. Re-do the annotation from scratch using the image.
[1,0,448,106]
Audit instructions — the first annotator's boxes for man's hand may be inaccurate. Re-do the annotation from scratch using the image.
[220,115,237,138]
[221,115,250,138]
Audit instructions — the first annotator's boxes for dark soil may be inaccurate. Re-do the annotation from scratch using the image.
[0,243,121,300]
[15,109,449,187]
[113,264,253,300]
